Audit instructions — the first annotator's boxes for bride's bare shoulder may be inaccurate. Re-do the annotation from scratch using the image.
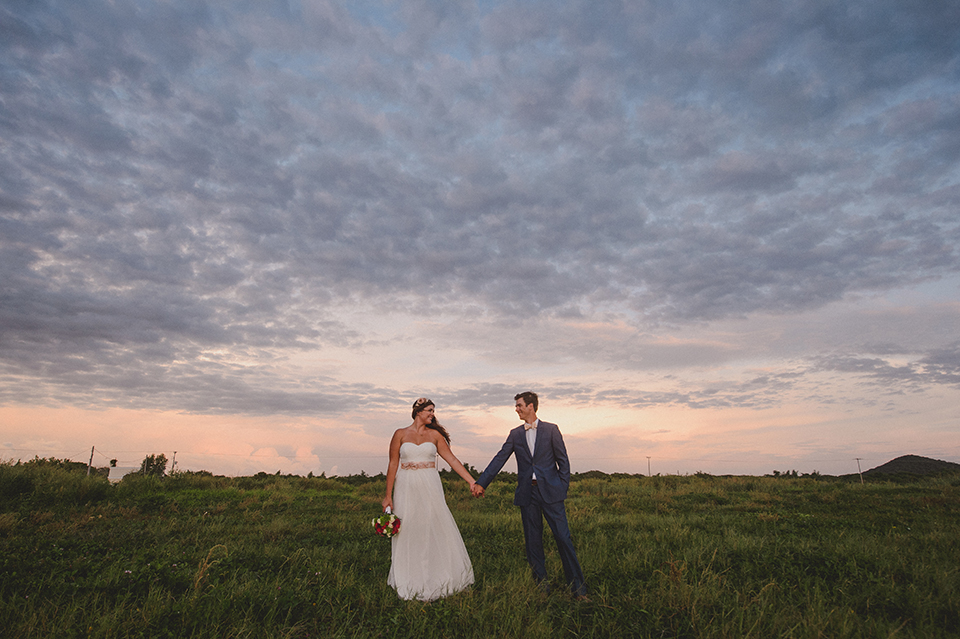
[391,426,415,441]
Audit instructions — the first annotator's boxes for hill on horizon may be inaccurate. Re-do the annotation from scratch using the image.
[864,454,960,476]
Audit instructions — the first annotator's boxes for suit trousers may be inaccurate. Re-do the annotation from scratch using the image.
[519,482,587,596]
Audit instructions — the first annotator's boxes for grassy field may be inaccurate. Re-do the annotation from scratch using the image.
[1,459,958,638]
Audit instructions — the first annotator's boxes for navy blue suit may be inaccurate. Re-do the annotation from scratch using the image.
[477,421,587,596]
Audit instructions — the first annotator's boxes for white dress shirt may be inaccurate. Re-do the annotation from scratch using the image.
[525,419,538,480]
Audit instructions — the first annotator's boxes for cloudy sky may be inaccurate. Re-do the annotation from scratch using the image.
[2,0,959,477]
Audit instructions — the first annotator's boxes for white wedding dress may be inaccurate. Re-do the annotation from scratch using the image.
[387,442,474,601]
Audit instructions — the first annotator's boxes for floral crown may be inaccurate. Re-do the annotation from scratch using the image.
[412,397,434,417]
[413,397,433,410]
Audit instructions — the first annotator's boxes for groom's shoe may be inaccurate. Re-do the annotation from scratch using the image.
[536,580,552,594]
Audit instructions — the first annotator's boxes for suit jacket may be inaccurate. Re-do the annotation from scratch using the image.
[477,420,570,506]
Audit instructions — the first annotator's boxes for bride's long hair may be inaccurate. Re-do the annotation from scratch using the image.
[412,397,450,444]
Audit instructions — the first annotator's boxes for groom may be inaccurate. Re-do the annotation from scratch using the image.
[472,392,588,599]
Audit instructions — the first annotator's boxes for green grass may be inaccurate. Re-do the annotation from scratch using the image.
[1,460,959,638]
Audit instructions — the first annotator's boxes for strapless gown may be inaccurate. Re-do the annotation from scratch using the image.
[387,442,474,601]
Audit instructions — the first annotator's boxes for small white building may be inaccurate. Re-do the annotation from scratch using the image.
[108,467,139,483]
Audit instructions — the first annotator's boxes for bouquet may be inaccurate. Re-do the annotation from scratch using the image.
[372,507,401,538]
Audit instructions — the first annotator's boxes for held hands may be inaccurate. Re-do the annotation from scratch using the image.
[470,483,485,498]
[381,496,393,511]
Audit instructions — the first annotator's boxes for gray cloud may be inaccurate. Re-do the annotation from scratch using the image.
[435,339,960,414]
[2,0,959,413]
[813,343,960,389]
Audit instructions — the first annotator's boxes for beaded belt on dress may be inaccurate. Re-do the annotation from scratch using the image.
[400,461,436,470]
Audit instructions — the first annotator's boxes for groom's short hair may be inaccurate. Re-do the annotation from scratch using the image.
[515,391,538,412]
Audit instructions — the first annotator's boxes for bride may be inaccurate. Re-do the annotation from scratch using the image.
[382,398,477,601]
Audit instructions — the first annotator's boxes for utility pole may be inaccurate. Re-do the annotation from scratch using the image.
[87,446,95,476]
[855,458,864,485]
[647,456,651,477]
[171,451,177,473]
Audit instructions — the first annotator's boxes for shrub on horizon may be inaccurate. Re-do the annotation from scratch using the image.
[139,454,168,478]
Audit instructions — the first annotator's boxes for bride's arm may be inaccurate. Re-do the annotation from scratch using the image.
[435,436,477,490]
[382,430,402,511]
